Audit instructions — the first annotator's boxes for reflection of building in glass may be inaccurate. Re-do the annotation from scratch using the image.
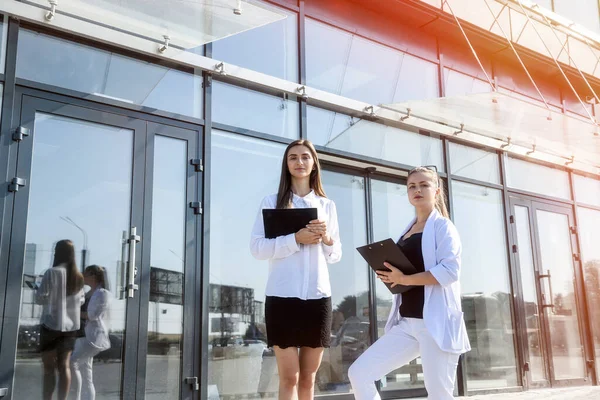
[150,267,183,305]
[208,284,261,341]
[24,243,37,277]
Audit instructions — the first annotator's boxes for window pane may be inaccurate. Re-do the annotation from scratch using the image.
[307,106,444,171]
[371,179,426,391]
[554,0,600,34]
[213,81,299,139]
[578,207,600,379]
[212,4,297,81]
[444,69,492,97]
[506,157,571,200]
[574,174,600,207]
[449,142,500,184]
[1,18,7,74]
[16,29,203,118]
[306,19,438,105]
[318,170,369,396]
[146,136,187,398]
[452,181,519,390]
[208,131,285,399]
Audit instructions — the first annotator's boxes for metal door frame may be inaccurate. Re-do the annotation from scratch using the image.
[508,194,593,388]
[0,89,202,399]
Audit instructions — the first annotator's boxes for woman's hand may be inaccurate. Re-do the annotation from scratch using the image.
[295,228,322,245]
[307,219,334,246]
[376,262,407,287]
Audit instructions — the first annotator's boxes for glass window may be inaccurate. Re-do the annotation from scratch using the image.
[506,157,571,200]
[574,174,600,207]
[449,142,500,184]
[212,81,299,139]
[317,170,370,395]
[16,29,203,118]
[371,179,426,391]
[554,0,600,34]
[1,18,7,74]
[444,69,492,97]
[534,0,553,10]
[452,181,519,390]
[208,131,285,399]
[307,106,444,171]
[212,4,298,81]
[306,19,439,105]
[578,207,600,379]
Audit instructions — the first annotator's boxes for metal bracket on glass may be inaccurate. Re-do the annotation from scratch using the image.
[363,105,375,117]
[158,35,170,54]
[45,0,58,21]
[453,123,464,136]
[501,137,512,149]
[0,388,8,397]
[8,177,26,192]
[214,62,227,76]
[565,155,575,166]
[526,144,537,156]
[12,126,30,142]
[233,0,242,15]
[296,86,308,100]
[400,108,411,121]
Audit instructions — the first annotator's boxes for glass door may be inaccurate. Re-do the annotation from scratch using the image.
[0,92,200,399]
[509,197,590,388]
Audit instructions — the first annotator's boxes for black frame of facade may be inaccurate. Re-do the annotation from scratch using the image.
[0,0,599,398]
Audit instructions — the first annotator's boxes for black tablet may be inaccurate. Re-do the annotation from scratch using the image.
[262,208,318,239]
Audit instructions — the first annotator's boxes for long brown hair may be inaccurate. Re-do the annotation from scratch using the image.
[276,140,326,209]
[84,265,109,291]
[52,239,84,296]
[407,166,449,218]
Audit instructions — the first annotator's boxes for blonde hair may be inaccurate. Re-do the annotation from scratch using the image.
[407,167,449,218]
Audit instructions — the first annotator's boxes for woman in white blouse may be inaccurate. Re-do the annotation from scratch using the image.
[250,139,342,400]
[71,265,111,400]
[36,239,85,400]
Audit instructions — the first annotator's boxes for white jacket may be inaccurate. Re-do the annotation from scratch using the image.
[84,288,111,351]
[384,209,471,354]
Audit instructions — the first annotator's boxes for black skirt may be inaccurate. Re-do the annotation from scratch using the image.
[265,296,332,349]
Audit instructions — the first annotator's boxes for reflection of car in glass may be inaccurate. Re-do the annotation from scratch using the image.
[210,336,267,359]
[317,317,370,391]
[18,325,41,353]
[462,293,516,377]
[96,334,123,363]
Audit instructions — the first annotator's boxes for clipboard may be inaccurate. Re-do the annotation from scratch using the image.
[356,238,418,294]
[262,208,318,239]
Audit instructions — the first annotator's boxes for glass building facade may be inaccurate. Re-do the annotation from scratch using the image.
[0,1,599,398]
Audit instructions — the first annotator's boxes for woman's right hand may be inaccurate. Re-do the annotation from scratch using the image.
[295,228,322,245]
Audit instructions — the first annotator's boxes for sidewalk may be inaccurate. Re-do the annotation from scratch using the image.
[465,386,600,399]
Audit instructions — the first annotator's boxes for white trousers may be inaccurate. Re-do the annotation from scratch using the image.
[348,318,459,400]
[71,338,103,400]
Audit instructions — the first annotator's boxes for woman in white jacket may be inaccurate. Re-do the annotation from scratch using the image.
[71,265,111,400]
[348,166,470,400]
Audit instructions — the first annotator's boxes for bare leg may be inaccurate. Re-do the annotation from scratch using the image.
[274,346,300,400]
[56,350,72,400]
[298,347,324,400]
[42,350,57,400]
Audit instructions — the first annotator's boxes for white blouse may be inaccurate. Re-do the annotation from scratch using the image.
[36,266,85,332]
[250,191,342,300]
[84,288,111,350]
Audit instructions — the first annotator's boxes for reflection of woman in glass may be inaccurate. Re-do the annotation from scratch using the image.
[36,239,85,400]
[71,265,111,400]
[250,139,342,400]
[349,167,470,400]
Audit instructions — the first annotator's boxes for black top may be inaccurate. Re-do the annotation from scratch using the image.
[398,232,425,319]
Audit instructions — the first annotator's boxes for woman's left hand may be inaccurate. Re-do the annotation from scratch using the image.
[376,262,407,287]
[307,219,333,246]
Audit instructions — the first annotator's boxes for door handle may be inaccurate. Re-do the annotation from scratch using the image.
[127,227,141,298]
[539,269,555,314]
